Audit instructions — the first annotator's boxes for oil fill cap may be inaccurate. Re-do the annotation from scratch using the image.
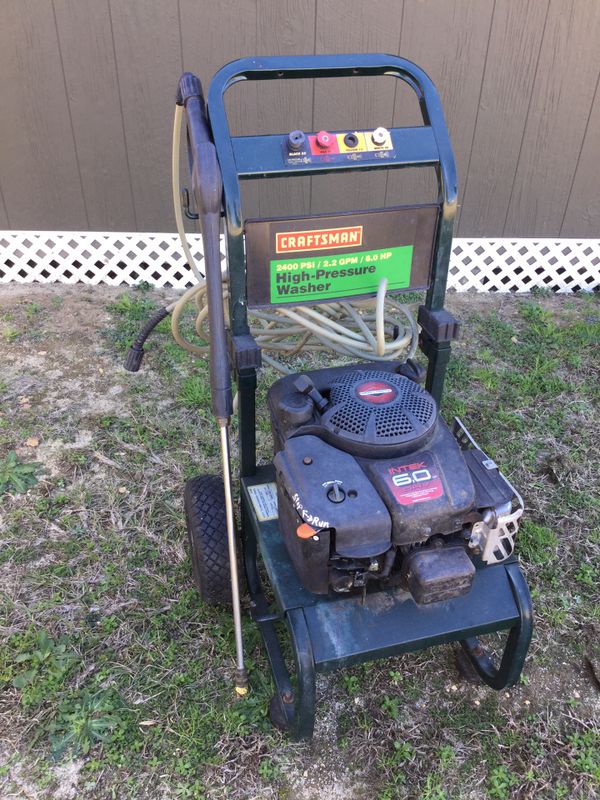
[315,130,333,149]
[371,127,389,145]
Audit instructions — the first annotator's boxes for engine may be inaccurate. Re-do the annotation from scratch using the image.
[269,363,522,604]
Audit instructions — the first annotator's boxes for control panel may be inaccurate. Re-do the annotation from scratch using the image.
[283,127,394,166]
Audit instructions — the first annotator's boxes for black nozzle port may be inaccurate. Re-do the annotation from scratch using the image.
[287,130,306,152]
[343,132,359,149]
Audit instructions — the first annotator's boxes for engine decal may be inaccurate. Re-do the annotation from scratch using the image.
[386,452,444,505]
[247,482,279,521]
[355,379,398,405]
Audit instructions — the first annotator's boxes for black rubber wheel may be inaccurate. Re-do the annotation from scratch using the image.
[184,475,234,606]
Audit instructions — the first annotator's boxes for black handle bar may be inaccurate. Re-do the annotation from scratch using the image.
[178,72,232,421]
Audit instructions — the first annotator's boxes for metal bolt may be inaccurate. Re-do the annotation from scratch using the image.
[303,456,312,465]
[282,690,295,704]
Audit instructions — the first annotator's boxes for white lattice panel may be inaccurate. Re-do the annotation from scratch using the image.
[0,231,213,288]
[449,239,599,293]
[0,231,598,293]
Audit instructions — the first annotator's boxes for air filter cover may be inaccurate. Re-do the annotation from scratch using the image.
[321,370,437,456]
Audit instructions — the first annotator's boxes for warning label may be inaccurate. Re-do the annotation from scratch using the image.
[247,482,279,521]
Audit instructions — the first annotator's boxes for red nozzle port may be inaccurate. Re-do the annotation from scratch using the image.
[315,130,333,149]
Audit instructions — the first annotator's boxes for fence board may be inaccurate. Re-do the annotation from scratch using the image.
[108,0,182,231]
[0,0,87,229]
[0,187,9,228]
[504,0,600,236]
[54,0,136,230]
[253,0,315,219]
[386,0,495,214]
[560,76,600,237]
[1,1,599,238]
[459,0,549,236]
[180,0,260,222]
[310,0,404,216]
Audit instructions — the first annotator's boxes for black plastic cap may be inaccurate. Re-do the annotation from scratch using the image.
[230,334,262,371]
[177,72,204,106]
[124,345,144,372]
[417,306,461,343]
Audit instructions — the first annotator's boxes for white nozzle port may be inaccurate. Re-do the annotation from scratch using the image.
[371,127,389,146]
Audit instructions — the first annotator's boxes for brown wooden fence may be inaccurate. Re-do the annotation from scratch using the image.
[1,0,599,236]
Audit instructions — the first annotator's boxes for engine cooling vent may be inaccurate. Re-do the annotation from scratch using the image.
[321,370,437,455]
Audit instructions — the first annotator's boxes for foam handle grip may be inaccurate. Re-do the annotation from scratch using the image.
[179,72,232,420]
[176,72,204,106]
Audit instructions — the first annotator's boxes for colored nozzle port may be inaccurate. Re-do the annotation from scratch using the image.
[343,132,359,148]
[315,130,333,149]
[287,130,306,151]
[371,127,389,146]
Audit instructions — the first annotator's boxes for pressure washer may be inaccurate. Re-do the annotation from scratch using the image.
[124,55,533,738]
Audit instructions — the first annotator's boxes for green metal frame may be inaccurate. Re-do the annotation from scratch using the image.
[241,466,532,738]
[200,54,532,738]
[206,54,458,477]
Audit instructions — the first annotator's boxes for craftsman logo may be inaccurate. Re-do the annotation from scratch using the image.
[356,380,397,405]
[385,453,444,505]
[275,225,363,254]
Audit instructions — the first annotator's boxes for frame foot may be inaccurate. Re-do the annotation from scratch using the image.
[459,562,533,689]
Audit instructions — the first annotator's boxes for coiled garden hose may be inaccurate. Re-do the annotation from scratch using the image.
[125,104,419,375]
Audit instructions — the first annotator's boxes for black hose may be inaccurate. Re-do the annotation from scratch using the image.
[123,307,170,372]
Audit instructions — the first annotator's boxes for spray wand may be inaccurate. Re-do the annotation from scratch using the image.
[176,73,248,696]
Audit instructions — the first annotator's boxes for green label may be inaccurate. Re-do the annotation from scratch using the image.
[269,246,414,304]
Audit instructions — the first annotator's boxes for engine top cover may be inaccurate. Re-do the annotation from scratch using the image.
[320,369,437,456]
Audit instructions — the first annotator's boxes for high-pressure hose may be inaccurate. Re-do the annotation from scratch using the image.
[125,103,419,376]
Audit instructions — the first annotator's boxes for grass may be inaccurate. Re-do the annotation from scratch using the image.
[0,284,598,799]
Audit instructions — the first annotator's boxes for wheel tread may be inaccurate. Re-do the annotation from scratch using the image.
[184,475,232,606]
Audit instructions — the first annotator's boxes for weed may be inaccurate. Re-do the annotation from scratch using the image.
[438,745,455,769]
[0,451,41,494]
[9,629,78,708]
[575,561,597,587]
[393,741,414,763]
[487,764,518,799]
[568,729,600,782]
[381,694,400,720]
[420,772,446,800]
[2,325,20,342]
[48,690,131,759]
[258,757,281,782]
[342,674,361,696]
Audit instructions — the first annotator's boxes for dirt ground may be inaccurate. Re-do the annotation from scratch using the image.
[0,284,598,800]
